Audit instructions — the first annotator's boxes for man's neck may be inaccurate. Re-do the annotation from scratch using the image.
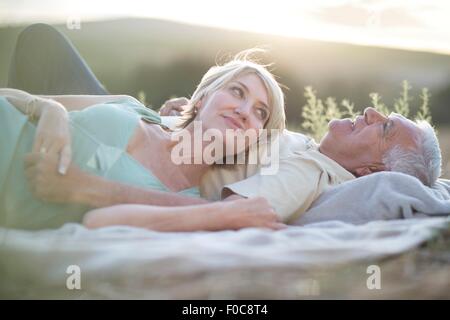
[318,144,355,175]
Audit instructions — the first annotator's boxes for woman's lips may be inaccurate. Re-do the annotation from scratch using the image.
[223,116,243,129]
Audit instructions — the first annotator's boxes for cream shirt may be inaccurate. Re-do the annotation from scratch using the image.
[199,130,356,223]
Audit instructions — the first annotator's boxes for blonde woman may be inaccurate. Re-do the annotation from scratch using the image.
[1,25,286,231]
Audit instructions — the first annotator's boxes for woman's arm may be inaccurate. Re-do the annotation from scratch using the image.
[38,94,141,111]
[1,88,65,117]
[83,197,285,232]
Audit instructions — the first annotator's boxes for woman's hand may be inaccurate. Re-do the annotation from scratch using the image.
[159,97,189,116]
[222,197,287,230]
[24,152,83,204]
[33,99,72,174]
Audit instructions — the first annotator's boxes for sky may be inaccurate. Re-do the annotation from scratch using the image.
[1,0,449,55]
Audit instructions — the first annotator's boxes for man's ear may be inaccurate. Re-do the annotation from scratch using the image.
[354,163,386,177]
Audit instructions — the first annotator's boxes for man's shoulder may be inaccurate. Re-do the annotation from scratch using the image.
[276,129,318,157]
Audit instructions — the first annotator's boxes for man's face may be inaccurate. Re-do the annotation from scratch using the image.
[319,107,421,176]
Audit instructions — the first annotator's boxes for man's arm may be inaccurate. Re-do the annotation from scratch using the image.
[217,156,323,223]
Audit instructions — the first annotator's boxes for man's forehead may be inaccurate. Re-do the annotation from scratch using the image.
[390,112,417,128]
[388,113,420,146]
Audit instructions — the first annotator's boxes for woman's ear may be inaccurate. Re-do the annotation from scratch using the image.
[195,99,203,110]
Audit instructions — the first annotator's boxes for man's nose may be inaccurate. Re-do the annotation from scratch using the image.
[363,107,387,124]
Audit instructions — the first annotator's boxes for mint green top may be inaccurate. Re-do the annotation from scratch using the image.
[0,96,200,230]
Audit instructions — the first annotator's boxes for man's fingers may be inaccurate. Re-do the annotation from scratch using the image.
[166,104,184,112]
[169,109,182,116]
[167,97,189,107]
[58,145,72,175]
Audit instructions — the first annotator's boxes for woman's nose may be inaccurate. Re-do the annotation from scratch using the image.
[234,102,251,119]
[363,107,387,124]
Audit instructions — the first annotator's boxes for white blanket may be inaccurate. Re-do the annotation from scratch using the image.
[1,171,449,298]
[1,217,448,298]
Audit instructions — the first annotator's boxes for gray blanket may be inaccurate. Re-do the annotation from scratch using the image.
[296,172,450,225]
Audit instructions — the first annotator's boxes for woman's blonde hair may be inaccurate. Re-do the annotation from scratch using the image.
[177,48,286,131]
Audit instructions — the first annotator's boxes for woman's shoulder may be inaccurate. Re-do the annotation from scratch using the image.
[107,96,162,125]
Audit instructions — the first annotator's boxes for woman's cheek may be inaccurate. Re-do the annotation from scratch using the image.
[249,117,264,130]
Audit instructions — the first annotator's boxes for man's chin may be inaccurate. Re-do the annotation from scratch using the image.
[319,130,331,147]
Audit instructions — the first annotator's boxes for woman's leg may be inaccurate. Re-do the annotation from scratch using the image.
[8,23,109,95]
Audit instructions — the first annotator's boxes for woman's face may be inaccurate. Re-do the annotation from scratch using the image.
[196,73,271,156]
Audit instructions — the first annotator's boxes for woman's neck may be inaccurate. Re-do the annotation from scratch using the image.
[165,124,212,186]
[139,123,210,190]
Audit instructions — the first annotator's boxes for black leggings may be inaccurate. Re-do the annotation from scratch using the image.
[7,23,108,95]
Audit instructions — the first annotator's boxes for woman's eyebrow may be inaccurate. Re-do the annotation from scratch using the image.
[236,81,269,110]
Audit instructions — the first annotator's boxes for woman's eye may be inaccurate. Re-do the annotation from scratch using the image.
[231,86,244,98]
[257,108,268,121]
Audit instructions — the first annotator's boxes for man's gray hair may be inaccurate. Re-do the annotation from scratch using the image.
[382,120,442,187]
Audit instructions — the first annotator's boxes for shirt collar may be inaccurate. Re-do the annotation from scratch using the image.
[302,145,356,182]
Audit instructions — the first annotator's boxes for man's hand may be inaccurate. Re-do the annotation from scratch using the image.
[24,152,83,203]
[159,97,189,116]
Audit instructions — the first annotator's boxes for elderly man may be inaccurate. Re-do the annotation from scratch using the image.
[8,23,442,226]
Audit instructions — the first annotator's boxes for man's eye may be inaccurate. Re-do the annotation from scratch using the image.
[383,120,391,136]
